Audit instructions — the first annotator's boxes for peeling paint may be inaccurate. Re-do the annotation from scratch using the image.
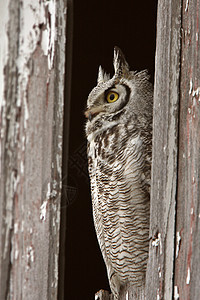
[126,291,129,300]
[176,231,181,258]
[20,161,24,174]
[152,237,160,247]
[0,1,9,177]
[152,233,162,255]
[1,0,65,295]
[192,86,200,98]
[16,0,57,129]
[186,267,190,285]
[185,0,189,12]
[17,1,44,128]
[14,246,19,260]
[54,253,58,288]
[41,29,49,56]
[4,171,19,258]
[45,0,56,70]
[41,0,57,69]
[46,182,51,199]
[189,79,193,95]
[158,265,162,278]
[157,289,160,300]
[56,153,62,177]
[46,180,58,200]
[14,223,19,234]
[40,200,48,221]
[26,245,35,269]
[174,286,179,299]
[0,1,9,109]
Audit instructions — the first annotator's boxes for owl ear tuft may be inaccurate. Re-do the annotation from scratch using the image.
[97,65,110,84]
[113,46,129,77]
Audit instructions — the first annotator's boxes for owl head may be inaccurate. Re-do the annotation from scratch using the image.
[85,47,153,136]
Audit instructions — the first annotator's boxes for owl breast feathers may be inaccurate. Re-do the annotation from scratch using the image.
[85,47,153,299]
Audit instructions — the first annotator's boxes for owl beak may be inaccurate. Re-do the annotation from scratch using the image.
[88,112,93,121]
[85,106,105,121]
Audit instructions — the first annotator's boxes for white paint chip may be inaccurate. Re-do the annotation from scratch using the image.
[20,161,24,174]
[54,253,58,288]
[185,0,189,12]
[41,29,49,56]
[158,265,161,278]
[152,237,160,247]
[186,267,190,285]
[152,233,162,254]
[189,79,193,95]
[174,286,179,299]
[157,289,160,300]
[176,231,181,259]
[26,245,35,266]
[40,200,48,221]
[14,223,19,234]
[46,182,51,199]
[126,291,129,300]
[15,249,19,260]
[192,86,200,98]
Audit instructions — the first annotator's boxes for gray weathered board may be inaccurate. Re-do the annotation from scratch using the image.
[147,0,200,299]
[0,0,67,299]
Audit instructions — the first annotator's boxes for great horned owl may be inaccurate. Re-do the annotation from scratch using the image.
[85,47,153,299]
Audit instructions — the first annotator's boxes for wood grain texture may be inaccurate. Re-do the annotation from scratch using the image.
[145,1,182,299]
[0,1,67,299]
[174,1,200,299]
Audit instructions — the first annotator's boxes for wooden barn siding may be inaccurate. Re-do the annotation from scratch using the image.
[146,0,182,299]
[147,0,200,300]
[174,0,200,299]
[0,1,67,299]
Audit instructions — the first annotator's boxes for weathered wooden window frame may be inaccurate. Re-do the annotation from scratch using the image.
[0,1,67,299]
[1,0,200,299]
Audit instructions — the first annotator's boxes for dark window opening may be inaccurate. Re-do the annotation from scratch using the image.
[62,1,157,299]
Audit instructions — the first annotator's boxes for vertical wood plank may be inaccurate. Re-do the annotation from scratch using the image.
[145,1,182,299]
[174,1,200,299]
[0,1,19,297]
[0,0,67,299]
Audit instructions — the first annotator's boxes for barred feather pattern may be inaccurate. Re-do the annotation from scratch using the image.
[85,47,153,299]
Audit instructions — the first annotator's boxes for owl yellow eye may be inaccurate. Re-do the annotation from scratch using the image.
[106,91,119,103]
